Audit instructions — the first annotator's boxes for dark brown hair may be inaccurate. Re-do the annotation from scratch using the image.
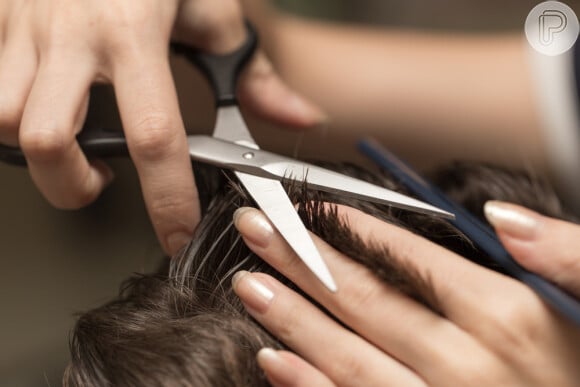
[63,161,573,387]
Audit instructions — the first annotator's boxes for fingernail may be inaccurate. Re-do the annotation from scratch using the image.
[257,349,302,386]
[167,232,192,256]
[233,207,274,248]
[288,94,330,126]
[232,271,274,313]
[257,348,286,372]
[484,201,540,240]
[231,270,248,289]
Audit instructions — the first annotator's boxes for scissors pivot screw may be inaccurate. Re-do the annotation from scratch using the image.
[243,152,255,160]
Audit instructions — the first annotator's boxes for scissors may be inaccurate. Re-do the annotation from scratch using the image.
[359,137,580,326]
[0,23,453,292]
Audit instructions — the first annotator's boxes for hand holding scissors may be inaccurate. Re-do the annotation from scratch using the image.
[0,22,453,291]
[0,0,325,255]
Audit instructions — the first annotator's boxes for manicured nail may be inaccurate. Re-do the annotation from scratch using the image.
[257,348,287,375]
[167,232,192,255]
[484,201,540,240]
[232,271,274,313]
[288,94,330,126]
[233,207,274,248]
[257,348,282,365]
[231,270,248,289]
[258,349,308,386]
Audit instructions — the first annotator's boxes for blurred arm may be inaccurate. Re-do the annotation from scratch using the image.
[244,2,547,172]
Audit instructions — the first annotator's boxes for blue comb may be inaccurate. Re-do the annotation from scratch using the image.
[359,137,580,326]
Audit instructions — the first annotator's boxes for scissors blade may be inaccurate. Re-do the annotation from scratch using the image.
[214,105,257,148]
[187,136,453,219]
[262,161,455,220]
[235,171,337,292]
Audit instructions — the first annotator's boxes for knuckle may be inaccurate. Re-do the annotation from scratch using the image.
[195,1,243,31]
[148,194,187,220]
[478,286,544,360]
[450,356,501,386]
[192,3,244,49]
[555,249,580,283]
[278,248,305,279]
[206,7,242,31]
[147,194,193,238]
[34,164,102,211]
[19,125,69,162]
[103,3,152,30]
[273,301,304,343]
[336,269,382,320]
[99,3,161,53]
[130,113,179,160]
[328,352,365,385]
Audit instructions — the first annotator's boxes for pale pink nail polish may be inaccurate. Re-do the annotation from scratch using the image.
[233,207,274,248]
[257,348,282,365]
[232,271,274,314]
[257,348,301,385]
[484,201,540,240]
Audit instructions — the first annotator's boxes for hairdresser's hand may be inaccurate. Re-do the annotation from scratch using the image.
[485,201,580,298]
[0,0,324,255]
[232,206,580,387]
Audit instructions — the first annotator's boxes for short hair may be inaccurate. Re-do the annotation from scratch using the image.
[63,161,573,386]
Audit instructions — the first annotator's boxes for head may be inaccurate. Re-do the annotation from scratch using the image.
[64,161,573,386]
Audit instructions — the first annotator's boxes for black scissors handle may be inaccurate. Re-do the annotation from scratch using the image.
[171,21,258,107]
[0,127,129,166]
[0,22,258,167]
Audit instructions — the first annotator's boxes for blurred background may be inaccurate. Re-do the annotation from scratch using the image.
[1,1,578,385]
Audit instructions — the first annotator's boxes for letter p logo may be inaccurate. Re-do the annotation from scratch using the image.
[540,10,568,46]
[526,1,579,56]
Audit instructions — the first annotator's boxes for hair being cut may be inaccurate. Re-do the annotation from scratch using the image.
[63,161,574,387]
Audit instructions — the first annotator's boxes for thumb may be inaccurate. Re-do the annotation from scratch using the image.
[173,0,328,129]
[238,51,329,129]
[484,201,580,299]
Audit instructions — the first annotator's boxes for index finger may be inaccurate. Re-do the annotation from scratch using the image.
[334,205,546,322]
[485,201,580,298]
[113,49,199,255]
[233,207,491,383]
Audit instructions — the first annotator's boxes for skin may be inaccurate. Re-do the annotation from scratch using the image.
[242,0,549,172]
[0,0,325,255]
[244,3,575,384]
[1,0,556,254]
[5,1,575,382]
[232,204,580,386]
[486,201,580,298]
